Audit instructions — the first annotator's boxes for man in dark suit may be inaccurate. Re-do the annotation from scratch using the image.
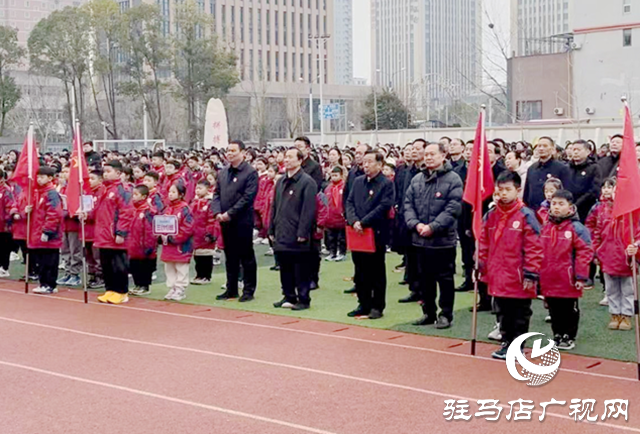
[212,140,259,302]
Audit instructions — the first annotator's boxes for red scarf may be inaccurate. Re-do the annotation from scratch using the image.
[494,199,523,243]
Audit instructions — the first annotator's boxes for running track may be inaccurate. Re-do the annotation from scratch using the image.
[0,284,638,433]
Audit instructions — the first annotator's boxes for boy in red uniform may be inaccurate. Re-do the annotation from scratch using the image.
[58,165,83,287]
[0,169,16,277]
[95,161,133,304]
[128,185,157,296]
[540,190,593,350]
[143,171,165,214]
[324,166,346,261]
[29,167,65,295]
[190,180,217,284]
[85,169,104,289]
[478,171,543,360]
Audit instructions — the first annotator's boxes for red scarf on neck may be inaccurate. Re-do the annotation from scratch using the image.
[494,199,524,243]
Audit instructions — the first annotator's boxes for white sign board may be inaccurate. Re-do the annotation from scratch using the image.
[203,98,229,150]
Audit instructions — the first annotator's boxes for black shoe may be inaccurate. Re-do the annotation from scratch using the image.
[469,303,492,313]
[394,262,405,270]
[368,309,383,320]
[273,298,295,308]
[270,265,280,271]
[238,294,254,302]
[347,307,369,317]
[216,291,238,300]
[398,292,420,303]
[309,282,318,290]
[456,284,470,292]
[291,303,310,311]
[435,316,451,329]
[398,280,408,285]
[343,287,357,294]
[492,344,508,360]
[412,314,436,326]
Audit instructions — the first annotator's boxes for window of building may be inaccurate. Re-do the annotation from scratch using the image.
[266,11,270,44]
[624,28,633,46]
[275,11,278,44]
[516,101,542,121]
[258,11,262,44]
[283,12,287,46]
[275,53,279,81]
[624,0,631,13]
[267,51,271,81]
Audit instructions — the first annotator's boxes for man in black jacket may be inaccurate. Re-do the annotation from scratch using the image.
[270,148,317,311]
[598,134,622,179]
[212,140,259,302]
[567,139,601,223]
[295,136,323,189]
[523,136,571,211]
[345,151,395,319]
[83,141,102,168]
[404,142,463,329]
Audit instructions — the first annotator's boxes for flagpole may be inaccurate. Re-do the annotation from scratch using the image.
[76,119,89,304]
[24,123,34,294]
[470,104,486,356]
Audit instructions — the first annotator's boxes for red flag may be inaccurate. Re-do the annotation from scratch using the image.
[11,125,39,199]
[463,109,494,240]
[67,123,90,216]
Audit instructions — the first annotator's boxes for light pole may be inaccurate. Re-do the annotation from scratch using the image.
[374,69,381,142]
[309,33,330,145]
[101,121,108,141]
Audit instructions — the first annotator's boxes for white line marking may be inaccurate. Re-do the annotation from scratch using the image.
[0,360,338,434]
[0,316,637,432]
[0,287,635,383]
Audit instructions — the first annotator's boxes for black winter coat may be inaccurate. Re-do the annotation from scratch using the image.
[523,159,571,211]
[346,172,395,247]
[567,159,601,223]
[212,161,259,231]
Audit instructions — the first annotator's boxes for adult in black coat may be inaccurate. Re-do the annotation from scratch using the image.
[270,148,317,310]
[523,137,571,211]
[345,151,395,319]
[83,141,102,168]
[294,136,323,190]
[598,134,622,179]
[212,140,259,301]
[567,140,602,223]
[342,143,370,211]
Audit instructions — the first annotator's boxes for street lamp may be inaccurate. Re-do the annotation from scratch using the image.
[101,121,108,141]
[309,33,331,145]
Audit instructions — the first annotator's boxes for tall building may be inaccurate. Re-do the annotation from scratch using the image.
[371,0,482,116]
[510,0,572,57]
[0,0,85,45]
[333,0,353,85]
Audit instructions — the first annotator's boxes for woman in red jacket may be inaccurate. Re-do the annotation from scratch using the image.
[128,185,157,296]
[161,184,195,301]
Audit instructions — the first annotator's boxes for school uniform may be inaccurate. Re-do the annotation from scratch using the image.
[0,182,16,272]
[127,199,157,288]
[160,199,195,296]
[191,195,217,280]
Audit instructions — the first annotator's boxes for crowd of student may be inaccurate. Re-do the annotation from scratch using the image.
[1,134,638,360]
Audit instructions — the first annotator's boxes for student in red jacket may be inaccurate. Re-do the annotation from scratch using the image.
[161,184,195,301]
[190,180,217,284]
[540,190,594,350]
[161,160,192,203]
[142,171,165,214]
[132,163,149,186]
[85,169,104,289]
[29,167,65,295]
[0,169,16,277]
[151,151,165,181]
[324,166,346,261]
[536,177,563,225]
[95,160,133,304]
[478,171,543,360]
[128,185,157,296]
[57,165,83,287]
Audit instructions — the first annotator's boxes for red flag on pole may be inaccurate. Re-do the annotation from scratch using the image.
[613,102,640,220]
[67,122,90,216]
[463,108,494,240]
[11,125,39,194]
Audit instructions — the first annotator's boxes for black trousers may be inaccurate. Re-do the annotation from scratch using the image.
[352,246,387,313]
[277,251,312,305]
[33,248,59,289]
[194,255,214,279]
[17,240,39,275]
[458,228,475,290]
[0,232,11,270]
[325,228,346,256]
[310,239,321,285]
[494,297,533,345]
[130,258,155,287]
[222,226,257,296]
[416,247,456,321]
[100,248,129,294]
[406,246,420,294]
[546,297,580,340]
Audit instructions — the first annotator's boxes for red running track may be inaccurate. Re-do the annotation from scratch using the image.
[0,285,639,434]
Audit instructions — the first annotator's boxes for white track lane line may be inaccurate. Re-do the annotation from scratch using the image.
[0,316,637,432]
[0,360,339,434]
[0,287,636,384]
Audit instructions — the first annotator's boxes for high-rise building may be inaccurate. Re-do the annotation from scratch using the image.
[371,0,482,115]
[510,0,572,57]
[332,0,352,85]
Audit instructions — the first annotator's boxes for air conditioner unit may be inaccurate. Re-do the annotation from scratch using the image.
[554,107,565,116]
[585,107,596,115]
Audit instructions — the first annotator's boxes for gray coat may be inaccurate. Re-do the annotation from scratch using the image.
[404,161,463,249]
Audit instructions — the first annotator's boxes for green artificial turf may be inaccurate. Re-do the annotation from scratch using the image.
[7,245,637,362]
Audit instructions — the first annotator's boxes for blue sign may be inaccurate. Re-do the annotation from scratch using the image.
[320,103,341,120]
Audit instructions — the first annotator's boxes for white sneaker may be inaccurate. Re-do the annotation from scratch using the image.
[545,315,552,323]
[10,252,19,262]
[599,295,609,306]
[487,323,502,341]
[58,261,67,270]
[253,237,264,245]
[261,238,270,245]
[164,288,178,300]
[191,277,204,285]
[152,272,157,281]
[281,301,295,308]
[265,248,274,256]
[33,286,58,294]
[334,254,346,262]
[325,255,336,262]
[0,268,10,278]
[172,288,186,301]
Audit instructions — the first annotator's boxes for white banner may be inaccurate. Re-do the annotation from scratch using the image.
[203,98,229,150]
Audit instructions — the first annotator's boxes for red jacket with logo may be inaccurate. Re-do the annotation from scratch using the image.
[147,188,165,215]
[11,183,27,240]
[324,180,346,229]
[540,214,593,298]
[0,182,16,233]
[536,201,550,225]
[59,184,81,233]
[127,199,157,260]
[84,184,104,242]
[478,200,543,299]
[93,180,133,250]
[28,183,64,249]
[190,196,217,250]
[160,171,193,203]
[160,199,195,263]
[255,174,275,216]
